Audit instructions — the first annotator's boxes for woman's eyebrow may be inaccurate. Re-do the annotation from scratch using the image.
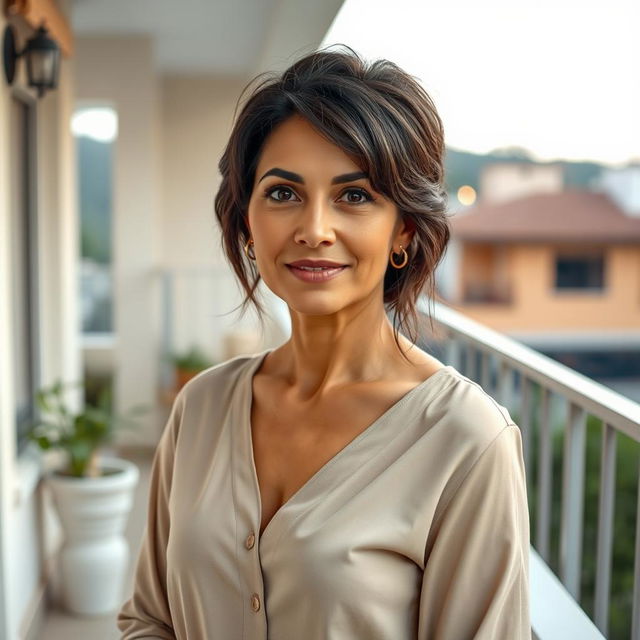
[258,167,369,185]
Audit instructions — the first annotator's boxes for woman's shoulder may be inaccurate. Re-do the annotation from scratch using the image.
[410,367,524,512]
[177,349,267,406]
[443,366,514,423]
[414,364,518,449]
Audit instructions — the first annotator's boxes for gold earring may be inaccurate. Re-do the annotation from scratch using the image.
[389,244,408,269]
[244,238,256,260]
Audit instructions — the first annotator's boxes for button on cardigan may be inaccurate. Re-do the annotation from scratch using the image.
[117,348,531,639]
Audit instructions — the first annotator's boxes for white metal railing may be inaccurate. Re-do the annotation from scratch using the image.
[157,266,259,387]
[157,267,291,389]
[421,297,640,639]
[530,547,606,640]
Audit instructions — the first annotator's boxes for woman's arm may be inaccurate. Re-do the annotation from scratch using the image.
[117,393,184,639]
[418,424,531,639]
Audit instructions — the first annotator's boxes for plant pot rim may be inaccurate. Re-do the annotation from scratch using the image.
[46,456,139,491]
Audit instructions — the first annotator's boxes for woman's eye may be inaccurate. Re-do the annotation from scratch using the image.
[339,188,373,204]
[265,186,298,202]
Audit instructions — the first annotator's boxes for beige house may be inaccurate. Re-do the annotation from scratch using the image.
[444,165,640,377]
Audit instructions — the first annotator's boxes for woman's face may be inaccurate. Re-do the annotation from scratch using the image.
[246,114,414,317]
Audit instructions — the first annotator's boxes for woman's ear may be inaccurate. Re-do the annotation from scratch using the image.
[395,215,416,249]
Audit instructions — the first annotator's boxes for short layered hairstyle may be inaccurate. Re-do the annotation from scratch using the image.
[214,44,451,356]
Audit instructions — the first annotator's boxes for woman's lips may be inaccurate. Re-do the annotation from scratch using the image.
[286,264,349,283]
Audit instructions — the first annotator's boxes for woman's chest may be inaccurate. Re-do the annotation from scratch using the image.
[249,376,426,537]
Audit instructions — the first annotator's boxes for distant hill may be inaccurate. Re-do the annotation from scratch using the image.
[77,136,112,263]
[444,146,605,194]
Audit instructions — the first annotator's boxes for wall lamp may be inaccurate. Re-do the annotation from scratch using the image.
[3,23,60,98]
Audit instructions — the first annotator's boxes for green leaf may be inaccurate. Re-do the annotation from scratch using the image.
[35,436,52,450]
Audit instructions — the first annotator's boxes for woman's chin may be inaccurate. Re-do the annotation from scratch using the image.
[282,295,350,317]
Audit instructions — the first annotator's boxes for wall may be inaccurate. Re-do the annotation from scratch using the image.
[436,237,463,302]
[74,42,288,442]
[160,74,246,267]
[0,4,342,636]
[480,163,564,204]
[74,35,164,447]
[598,166,640,217]
[0,3,80,638]
[159,73,286,362]
[455,242,640,338]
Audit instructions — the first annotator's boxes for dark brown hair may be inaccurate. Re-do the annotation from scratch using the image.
[214,43,451,358]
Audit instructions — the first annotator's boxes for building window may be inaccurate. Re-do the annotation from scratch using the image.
[554,252,604,290]
[10,93,39,454]
[72,106,117,334]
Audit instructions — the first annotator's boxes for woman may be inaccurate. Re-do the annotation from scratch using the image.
[118,44,530,639]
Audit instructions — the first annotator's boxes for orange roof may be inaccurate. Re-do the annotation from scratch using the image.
[449,189,640,242]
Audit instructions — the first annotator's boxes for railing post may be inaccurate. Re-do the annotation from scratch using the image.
[521,376,533,489]
[537,385,552,562]
[160,271,175,390]
[465,340,475,378]
[560,403,587,600]
[498,359,512,413]
[445,334,461,370]
[480,350,491,394]
[461,340,469,377]
[594,422,617,637]
[632,462,640,640]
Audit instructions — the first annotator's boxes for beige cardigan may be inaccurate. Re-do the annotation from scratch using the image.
[117,348,531,639]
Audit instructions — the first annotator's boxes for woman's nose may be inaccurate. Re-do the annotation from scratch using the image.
[293,199,336,247]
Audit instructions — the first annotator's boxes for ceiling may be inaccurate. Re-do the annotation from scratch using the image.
[70,0,345,77]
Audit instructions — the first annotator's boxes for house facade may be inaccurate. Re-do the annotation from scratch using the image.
[444,163,640,395]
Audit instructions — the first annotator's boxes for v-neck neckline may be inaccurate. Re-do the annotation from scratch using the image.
[244,348,454,542]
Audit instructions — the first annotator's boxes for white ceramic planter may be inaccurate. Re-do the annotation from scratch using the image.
[46,456,140,616]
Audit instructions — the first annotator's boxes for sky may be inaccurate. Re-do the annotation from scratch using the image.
[322,0,639,166]
[71,107,118,143]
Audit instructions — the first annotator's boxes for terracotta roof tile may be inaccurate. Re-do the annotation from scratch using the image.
[449,189,640,242]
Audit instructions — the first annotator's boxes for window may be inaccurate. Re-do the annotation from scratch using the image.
[10,93,39,455]
[554,252,605,290]
[72,106,117,334]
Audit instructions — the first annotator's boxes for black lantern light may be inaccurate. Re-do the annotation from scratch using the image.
[3,23,60,98]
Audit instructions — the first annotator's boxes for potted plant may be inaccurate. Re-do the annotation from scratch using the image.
[27,380,146,616]
[171,344,215,390]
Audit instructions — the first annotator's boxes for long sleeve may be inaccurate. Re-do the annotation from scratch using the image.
[117,393,184,639]
[418,423,531,640]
